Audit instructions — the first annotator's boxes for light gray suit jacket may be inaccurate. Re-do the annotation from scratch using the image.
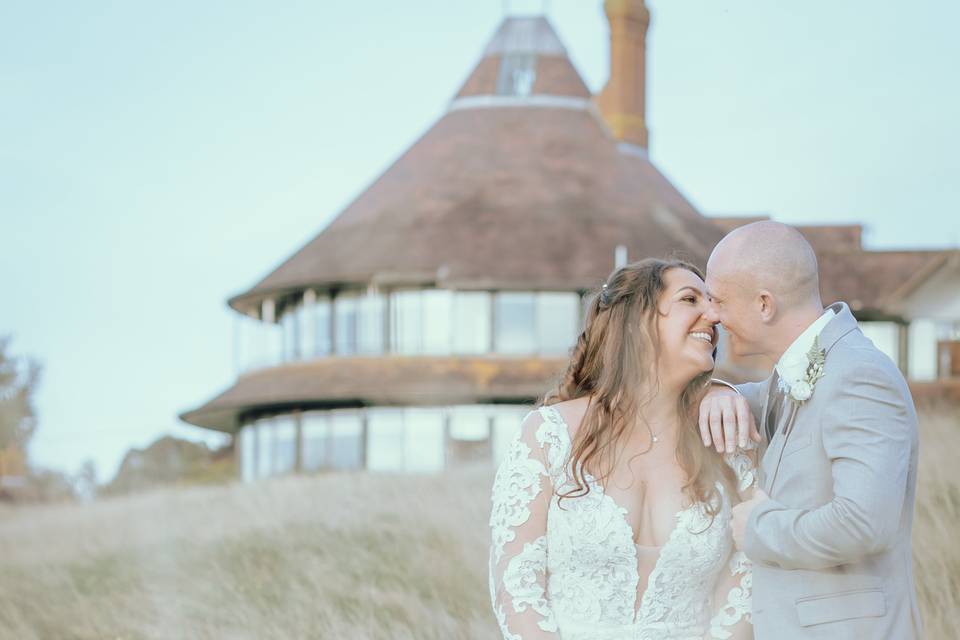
[736,302,922,639]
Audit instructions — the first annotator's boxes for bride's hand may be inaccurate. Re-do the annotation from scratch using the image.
[731,489,770,550]
[698,386,760,453]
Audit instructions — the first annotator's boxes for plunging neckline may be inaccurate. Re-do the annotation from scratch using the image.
[540,405,698,623]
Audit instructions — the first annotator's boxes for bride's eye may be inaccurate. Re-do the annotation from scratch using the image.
[682,296,697,304]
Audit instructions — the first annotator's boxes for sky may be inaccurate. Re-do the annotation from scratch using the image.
[1,0,958,482]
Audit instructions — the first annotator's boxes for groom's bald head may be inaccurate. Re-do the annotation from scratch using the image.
[706,221,824,360]
[707,221,821,308]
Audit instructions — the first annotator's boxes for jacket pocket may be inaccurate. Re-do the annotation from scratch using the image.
[795,588,886,627]
[782,432,812,457]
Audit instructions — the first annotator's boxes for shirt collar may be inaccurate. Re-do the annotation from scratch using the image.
[775,308,836,383]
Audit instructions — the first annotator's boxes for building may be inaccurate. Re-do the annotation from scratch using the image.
[180,1,960,481]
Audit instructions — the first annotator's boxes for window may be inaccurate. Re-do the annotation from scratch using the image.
[391,289,423,354]
[495,292,536,354]
[240,423,258,482]
[298,293,316,359]
[537,292,579,355]
[422,289,453,354]
[329,410,363,470]
[281,299,300,362]
[255,418,273,479]
[315,296,332,357]
[273,415,298,475]
[404,408,445,472]
[367,408,405,472]
[301,411,328,472]
[497,53,536,96]
[453,292,492,354]
[357,291,385,355]
[334,292,358,355]
[860,321,900,369]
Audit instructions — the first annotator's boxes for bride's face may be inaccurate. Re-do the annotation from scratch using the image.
[654,268,718,387]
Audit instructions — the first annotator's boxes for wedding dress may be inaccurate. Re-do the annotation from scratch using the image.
[489,405,755,640]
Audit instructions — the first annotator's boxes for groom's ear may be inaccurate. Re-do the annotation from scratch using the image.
[757,291,777,323]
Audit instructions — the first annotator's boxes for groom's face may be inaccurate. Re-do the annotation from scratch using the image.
[705,270,766,358]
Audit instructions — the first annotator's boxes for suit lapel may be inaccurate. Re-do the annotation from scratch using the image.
[757,372,779,488]
[761,301,859,493]
[764,400,800,493]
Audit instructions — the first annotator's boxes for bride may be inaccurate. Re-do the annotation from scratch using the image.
[489,258,756,640]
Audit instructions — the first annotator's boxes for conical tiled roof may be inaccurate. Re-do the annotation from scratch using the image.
[228,16,723,314]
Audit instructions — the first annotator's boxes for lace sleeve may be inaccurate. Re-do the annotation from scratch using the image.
[488,412,560,640]
[724,442,758,499]
[706,446,758,639]
[707,550,753,639]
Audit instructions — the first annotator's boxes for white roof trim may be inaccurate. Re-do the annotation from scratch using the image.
[617,142,649,158]
[448,94,592,112]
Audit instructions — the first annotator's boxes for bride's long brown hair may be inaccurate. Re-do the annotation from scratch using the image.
[544,258,738,516]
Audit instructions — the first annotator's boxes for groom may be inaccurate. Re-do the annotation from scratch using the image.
[698,221,922,638]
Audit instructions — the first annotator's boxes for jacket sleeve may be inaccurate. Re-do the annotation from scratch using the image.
[489,411,560,639]
[743,359,915,570]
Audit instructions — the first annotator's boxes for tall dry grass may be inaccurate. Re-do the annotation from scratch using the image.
[0,411,956,639]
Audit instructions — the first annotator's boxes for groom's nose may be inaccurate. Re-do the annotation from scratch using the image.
[702,302,720,324]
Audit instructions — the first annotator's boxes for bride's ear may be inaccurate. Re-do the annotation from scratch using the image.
[757,291,776,323]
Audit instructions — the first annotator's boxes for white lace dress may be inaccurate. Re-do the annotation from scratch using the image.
[489,406,755,640]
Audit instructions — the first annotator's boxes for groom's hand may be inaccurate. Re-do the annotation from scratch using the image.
[698,385,761,453]
[732,489,770,550]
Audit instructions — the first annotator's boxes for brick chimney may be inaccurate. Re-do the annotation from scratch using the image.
[596,0,650,149]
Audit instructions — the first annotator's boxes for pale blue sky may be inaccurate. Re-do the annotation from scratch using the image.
[2,0,957,481]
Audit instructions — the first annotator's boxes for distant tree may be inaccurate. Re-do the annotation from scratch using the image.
[104,436,236,495]
[0,336,41,450]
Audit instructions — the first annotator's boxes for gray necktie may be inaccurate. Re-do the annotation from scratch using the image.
[765,372,785,443]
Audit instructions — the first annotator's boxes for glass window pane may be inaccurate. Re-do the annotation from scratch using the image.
[537,292,579,355]
[367,408,404,472]
[335,292,358,355]
[298,296,315,359]
[860,321,899,368]
[496,53,536,96]
[301,411,328,471]
[449,405,490,441]
[240,422,257,482]
[391,290,422,354]
[404,408,445,473]
[448,405,491,465]
[273,416,298,475]
[422,290,453,354]
[357,292,385,355]
[315,296,331,357]
[495,292,535,354]
[256,418,273,478]
[329,410,363,470]
[282,303,300,362]
[453,292,491,354]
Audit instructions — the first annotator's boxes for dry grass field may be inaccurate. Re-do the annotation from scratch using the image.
[0,411,956,640]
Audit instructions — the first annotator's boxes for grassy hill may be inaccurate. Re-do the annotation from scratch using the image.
[0,412,957,639]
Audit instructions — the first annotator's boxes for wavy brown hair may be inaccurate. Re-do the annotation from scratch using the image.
[544,258,738,516]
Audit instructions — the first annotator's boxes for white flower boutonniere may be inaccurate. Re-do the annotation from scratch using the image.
[782,336,826,404]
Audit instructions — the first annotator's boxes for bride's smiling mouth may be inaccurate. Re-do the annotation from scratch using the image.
[689,328,715,346]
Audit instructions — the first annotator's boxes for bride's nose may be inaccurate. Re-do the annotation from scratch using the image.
[702,303,720,324]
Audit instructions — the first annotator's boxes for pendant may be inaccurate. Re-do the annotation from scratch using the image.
[652,435,659,443]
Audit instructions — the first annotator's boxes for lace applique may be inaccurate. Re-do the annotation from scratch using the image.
[490,433,548,565]
[708,551,753,639]
[724,445,757,493]
[503,536,559,632]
